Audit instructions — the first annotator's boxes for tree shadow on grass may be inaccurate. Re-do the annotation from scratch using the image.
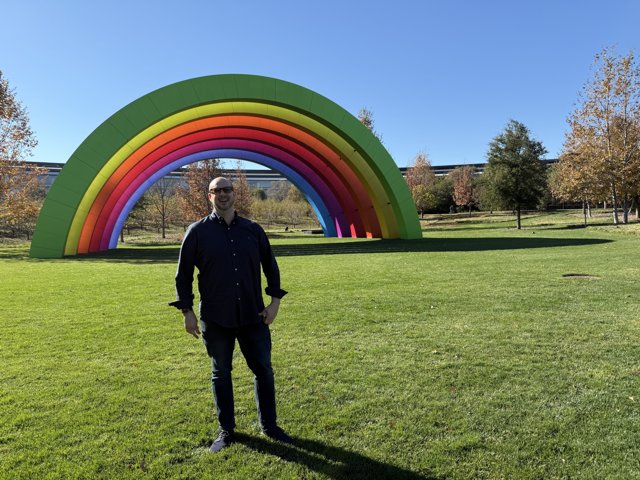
[56,236,613,263]
[545,221,615,230]
[233,433,440,480]
[271,237,612,257]
[419,224,535,232]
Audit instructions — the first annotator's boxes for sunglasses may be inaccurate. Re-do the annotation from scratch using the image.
[209,187,234,194]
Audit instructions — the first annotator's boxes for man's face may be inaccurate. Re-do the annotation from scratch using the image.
[208,178,235,212]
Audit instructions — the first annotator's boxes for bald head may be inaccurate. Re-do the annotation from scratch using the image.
[208,177,236,219]
[209,177,233,191]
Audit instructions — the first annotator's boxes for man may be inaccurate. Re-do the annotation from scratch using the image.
[170,176,293,453]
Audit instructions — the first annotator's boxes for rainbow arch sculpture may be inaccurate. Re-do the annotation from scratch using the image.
[30,74,421,258]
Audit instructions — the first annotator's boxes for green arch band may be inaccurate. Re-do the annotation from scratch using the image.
[30,74,421,258]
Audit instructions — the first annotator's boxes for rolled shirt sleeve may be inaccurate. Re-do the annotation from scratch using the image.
[169,224,197,310]
[256,224,288,299]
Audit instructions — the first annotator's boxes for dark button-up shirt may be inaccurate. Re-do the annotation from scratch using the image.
[171,212,287,328]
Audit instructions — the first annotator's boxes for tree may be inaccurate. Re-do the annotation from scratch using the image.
[357,107,383,142]
[286,185,305,203]
[474,173,504,213]
[484,120,548,229]
[449,166,477,215]
[267,181,291,201]
[251,198,282,228]
[405,153,437,217]
[231,162,252,217]
[253,188,267,201]
[563,48,640,224]
[177,159,222,222]
[0,70,42,239]
[281,198,308,229]
[431,176,454,213]
[0,162,44,239]
[121,194,149,241]
[147,177,179,239]
[1,70,37,165]
[549,152,607,225]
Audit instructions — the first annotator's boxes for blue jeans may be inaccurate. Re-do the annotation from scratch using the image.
[201,320,277,432]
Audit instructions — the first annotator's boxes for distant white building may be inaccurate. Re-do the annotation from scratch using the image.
[24,160,557,193]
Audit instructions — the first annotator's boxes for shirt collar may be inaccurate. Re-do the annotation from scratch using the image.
[211,210,238,225]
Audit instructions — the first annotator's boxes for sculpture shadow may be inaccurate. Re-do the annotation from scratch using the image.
[0,247,30,260]
[59,236,612,263]
[68,246,181,263]
[232,432,439,480]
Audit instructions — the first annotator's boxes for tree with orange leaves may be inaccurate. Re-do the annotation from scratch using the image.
[561,48,640,224]
[549,151,607,225]
[176,159,223,223]
[230,162,252,217]
[405,153,437,218]
[0,70,43,239]
[449,166,477,215]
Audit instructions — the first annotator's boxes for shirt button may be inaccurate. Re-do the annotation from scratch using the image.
[237,297,241,301]
[234,268,238,271]
[231,239,234,243]
[236,282,239,286]
[233,253,236,256]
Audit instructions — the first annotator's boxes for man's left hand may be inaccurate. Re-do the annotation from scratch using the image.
[260,299,280,325]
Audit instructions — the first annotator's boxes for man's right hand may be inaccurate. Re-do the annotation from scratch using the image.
[184,310,201,338]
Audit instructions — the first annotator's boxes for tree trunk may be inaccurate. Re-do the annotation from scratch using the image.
[582,200,587,226]
[611,185,619,225]
[623,194,629,224]
[120,229,124,243]
[629,195,638,220]
[516,207,522,230]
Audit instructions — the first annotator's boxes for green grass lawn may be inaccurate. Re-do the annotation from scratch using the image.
[1,211,639,479]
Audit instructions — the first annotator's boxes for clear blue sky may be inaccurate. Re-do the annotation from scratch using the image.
[2,0,638,167]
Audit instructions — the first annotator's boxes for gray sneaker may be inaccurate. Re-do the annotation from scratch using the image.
[209,430,235,453]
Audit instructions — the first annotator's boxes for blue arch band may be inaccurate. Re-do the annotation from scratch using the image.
[108,149,335,248]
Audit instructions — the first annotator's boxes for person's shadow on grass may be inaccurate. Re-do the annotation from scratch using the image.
[233,432,441,480]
